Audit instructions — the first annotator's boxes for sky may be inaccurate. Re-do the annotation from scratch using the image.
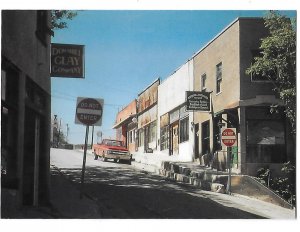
[50,10,296,145]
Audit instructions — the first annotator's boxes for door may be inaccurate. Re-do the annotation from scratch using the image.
[172,122,179,155]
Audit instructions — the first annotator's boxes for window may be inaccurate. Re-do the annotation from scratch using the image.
[180,117,189,143]
[160,126,169,150]
[138,129,144,147]
[149,121,157,143]
[201,73,207,91]
[201,121,210,155]
[216,63,222,94]
[36,10,49,46]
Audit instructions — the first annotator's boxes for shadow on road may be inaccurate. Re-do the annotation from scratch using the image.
[54,165,265,219]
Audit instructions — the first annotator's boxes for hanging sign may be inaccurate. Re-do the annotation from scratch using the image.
[51,43,85,78]
[186,91,211,111]
[221,128,237,147]
[75,97,104,126]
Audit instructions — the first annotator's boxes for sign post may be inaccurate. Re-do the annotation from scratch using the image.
[75,97,104,198]
[221,128,237,194]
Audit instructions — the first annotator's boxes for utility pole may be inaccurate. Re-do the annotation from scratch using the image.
[66,123,69,143]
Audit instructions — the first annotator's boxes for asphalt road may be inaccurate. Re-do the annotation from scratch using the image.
[50,148,265,219]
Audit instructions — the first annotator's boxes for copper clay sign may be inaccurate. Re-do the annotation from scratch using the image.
[51,43,85,78]
[75,97,104,126]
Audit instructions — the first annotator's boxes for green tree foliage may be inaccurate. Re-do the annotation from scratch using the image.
[256,162,296,206]
[246,11,296,133]
[51,10,78,32]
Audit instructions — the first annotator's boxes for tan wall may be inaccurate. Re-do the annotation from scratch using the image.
[193,20,240,124]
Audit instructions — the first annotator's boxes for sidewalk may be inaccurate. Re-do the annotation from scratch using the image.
[1,165,103,219]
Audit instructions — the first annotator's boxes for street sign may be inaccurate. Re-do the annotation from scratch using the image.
[75,97,104,126]
[51,43,85,78]
[186,91,211,111]
[221,128,237,147]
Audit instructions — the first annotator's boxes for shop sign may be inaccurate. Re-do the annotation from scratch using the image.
[186,91,210,111]
[51,43,85,78]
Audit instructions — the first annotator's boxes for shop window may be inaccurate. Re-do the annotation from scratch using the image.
[180,117,189,143]
[201,121,210,155]
[246,120,286,163]
[138,129,144,147]
[160,126,169,150]
[149,121,157,143]
[216,62,222,94]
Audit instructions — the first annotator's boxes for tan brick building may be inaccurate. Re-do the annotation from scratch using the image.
[192,18,295,175]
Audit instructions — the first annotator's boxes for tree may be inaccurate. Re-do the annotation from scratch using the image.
[51,10,78,32]
[246,11,296,133]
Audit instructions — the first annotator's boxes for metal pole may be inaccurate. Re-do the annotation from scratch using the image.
[80,125,89,199]
[226,148,232,194]
[91,126,94,149]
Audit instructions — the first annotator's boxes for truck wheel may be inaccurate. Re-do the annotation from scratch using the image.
[113,159,118,163]
[127,159,131,165]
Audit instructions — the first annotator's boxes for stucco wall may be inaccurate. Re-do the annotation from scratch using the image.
[2,10,51,93]
[157,60,194,161]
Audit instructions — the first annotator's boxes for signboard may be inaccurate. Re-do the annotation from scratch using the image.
[221,128,237,147]
[186,91,210,111]
[51,43,85,78]
[75,97,104,126]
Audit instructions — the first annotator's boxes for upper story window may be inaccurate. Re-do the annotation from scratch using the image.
[216,62,222,94]
[250,49,272,82]
[201,73,207,91]
[36,10,50,47]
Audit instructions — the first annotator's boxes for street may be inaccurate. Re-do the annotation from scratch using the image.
[50,148,265,219]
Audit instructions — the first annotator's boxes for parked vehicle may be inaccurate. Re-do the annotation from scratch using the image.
[93,139,132,164]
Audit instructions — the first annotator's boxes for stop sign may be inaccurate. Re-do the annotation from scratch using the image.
[75,97,103,126]
[221,128,237,147]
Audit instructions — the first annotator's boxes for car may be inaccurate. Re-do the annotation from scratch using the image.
[92,139,132,164]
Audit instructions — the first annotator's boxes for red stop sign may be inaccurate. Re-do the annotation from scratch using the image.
[76,98,103,125]
[221,128,237,147]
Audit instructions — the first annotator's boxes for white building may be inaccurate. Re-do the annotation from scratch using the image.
[157,59,194,162]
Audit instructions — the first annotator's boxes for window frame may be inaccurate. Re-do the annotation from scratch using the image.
[216,62,222,94]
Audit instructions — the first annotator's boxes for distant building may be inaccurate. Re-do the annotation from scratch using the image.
[112,99,137,153]
[2,10,52,207]
[137,79,160,153]
[192,18,295,175]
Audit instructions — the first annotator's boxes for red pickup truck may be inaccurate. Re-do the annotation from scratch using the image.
[92,139,132,164]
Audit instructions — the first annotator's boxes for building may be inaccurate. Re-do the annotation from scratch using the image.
[112,99,137,153]
[192,18,295,175]
[157,60,194,161]
[136,78,160,153]
[2,10,52,207]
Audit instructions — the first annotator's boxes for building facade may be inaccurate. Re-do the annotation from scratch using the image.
[113,99,137,153]
[2,10,52,207]
[157,60,194,161]
[192,18,294,175]
[137,79,160,153]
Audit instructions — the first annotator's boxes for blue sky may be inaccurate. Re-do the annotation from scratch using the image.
[51,10,296,144]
